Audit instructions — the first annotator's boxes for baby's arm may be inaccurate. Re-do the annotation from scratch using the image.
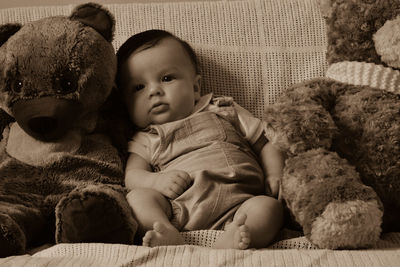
[125,153,192,199]
[254,136,285,198]
[232,101,284,198]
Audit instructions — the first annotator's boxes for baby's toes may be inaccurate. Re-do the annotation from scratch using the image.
[239,224,250,237]
[238,240,250,249]
[143,231,155,247]
[238,225,251,249]
[235,213,247,226]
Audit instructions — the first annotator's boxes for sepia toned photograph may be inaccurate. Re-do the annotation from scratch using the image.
[0,0,399,266]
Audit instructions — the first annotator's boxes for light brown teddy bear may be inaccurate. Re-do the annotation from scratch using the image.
[264,0,400,249]
[0,3,137,257]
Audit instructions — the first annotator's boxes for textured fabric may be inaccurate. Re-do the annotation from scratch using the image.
[0,233,399,267]
[326,61,400,94]
[181,228,316,248]
[0,0,328,119]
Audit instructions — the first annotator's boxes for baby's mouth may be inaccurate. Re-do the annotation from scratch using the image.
[150,103,169,114]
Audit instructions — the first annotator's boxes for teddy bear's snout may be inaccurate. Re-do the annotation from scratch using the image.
[28,116,58,137]
[12,97,82,142]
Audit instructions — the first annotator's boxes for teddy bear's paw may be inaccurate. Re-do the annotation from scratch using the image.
[0,213,26,257]
[308,199,383,249]
[55,185,137,244]
[263,102,336,155]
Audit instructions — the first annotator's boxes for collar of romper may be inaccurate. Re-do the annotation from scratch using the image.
[325,61,400,95]
[193,93,213,114]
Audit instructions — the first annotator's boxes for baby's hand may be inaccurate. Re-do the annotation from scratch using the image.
[155,170,192,199]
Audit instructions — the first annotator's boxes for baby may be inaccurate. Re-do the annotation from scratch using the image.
[116,29,283,249]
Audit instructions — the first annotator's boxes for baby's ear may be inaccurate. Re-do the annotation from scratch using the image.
[194,74,201,100]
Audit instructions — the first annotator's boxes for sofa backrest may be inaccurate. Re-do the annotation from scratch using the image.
[0,0,327,119]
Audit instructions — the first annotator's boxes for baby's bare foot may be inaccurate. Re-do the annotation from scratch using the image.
[213,213,251,249]
[142,222,184,247]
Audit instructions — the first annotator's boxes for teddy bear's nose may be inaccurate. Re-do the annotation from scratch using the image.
[11,97,81,142]
[28,117,58,136]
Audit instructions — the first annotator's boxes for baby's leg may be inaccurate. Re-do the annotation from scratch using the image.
[126,188,184,247]
[213,195,283,249]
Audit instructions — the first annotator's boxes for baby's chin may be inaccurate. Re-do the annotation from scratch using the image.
[150,112,191,126]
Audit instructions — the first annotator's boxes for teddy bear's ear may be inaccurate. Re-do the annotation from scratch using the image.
[373,15,400,69]
[70,2,115,42]
[317,0,333,19]
[0,23,21,46]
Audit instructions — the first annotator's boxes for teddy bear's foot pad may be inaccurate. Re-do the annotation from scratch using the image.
[0,213,26,257]
[56,188,136,244]
[309,199,383,249]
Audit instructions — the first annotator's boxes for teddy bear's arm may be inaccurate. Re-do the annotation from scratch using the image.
[263,78,338,156]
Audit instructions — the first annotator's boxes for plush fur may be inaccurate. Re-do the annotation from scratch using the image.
[0,3,137,257]
[264,0,400,249]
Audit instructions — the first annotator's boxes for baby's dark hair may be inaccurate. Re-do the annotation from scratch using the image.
[116,29,199,88]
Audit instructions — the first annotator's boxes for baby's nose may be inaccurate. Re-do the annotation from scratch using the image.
[148,83,163,96]
[373,15,400,69]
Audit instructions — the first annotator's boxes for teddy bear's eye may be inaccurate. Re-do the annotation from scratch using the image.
[54,69,78,94]
[12,79,23,93]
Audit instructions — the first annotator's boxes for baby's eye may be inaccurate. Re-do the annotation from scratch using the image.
[161,75,174,82]
[134,84,145,91]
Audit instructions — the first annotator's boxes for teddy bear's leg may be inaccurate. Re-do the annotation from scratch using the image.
[0,203,48,257]
[282,149,383,249]
[55,184,137,244]
[0,213,25,257]
[331,89,400,233]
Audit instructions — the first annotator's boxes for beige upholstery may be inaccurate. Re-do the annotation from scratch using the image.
[0,0,327,119]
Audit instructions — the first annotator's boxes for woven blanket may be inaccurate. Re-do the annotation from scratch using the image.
[0,232,399,267]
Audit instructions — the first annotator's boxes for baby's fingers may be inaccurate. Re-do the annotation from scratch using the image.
[175,171,192,188]
[167,183,187,199]
[164,189,179,199]
[160,170,192,199]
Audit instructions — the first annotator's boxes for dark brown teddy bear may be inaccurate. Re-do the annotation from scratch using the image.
[264,0,400,249]
[0,3,137,257]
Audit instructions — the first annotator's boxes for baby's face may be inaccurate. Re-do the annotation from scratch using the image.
[120,37,201,128]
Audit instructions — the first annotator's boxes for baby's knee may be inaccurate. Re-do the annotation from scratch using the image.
[245,196,283,218]
[263,196,283,217]
[263,196,282,211]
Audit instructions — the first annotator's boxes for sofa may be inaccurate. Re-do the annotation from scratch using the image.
[0,0,399,266]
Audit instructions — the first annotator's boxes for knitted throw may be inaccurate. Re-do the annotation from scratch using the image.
[326,61,400,95]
